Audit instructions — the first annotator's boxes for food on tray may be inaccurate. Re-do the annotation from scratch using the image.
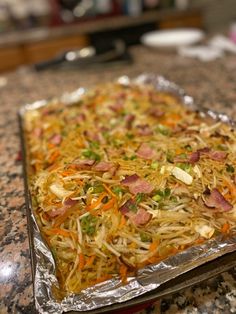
[23,82,236,293]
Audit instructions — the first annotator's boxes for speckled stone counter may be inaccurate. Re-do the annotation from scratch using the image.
[1,46,236,314]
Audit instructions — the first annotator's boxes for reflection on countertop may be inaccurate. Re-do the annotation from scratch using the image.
[0,45,236,314]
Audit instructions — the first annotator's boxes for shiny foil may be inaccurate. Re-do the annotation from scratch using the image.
[19,74,236,314]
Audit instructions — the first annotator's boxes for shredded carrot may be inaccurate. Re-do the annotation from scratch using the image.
[129,242,137,249]
[223,179,236,199]
[119,264,128,283]
[170,247,179,254]
[66,164,79,170]
[85,255,95,268]
[70,232,78,242]
[60,169,76,177]
[49,150,60,163]
[54,206,78,227]
[221,223,230,234]
[94,274,112,284]
[86,192,108,213]
[119,215,126,229]
[168,113,181,121]
[47,142,56,149]
[196,238,205,244]
[77,136,85,148]
[147,256,160,264]
[175,148,184,155]
[78,253,85,270]
[101,197,116,211]
[75,178,84,186]
[44,228,71,237]
[149,241,159,252]
[103,184,117,198]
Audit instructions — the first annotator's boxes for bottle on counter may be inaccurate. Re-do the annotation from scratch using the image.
[123,0,143,16]
[95,0,112,15]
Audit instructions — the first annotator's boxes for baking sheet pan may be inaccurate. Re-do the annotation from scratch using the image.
[19,73,236,314]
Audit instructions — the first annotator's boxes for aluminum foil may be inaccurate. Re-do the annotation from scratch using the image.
[19,73,236,314]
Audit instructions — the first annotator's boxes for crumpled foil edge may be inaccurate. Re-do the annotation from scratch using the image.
[19,73,236,314]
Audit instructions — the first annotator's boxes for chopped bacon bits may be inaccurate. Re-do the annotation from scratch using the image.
[197,148,227,161]
[93,161,114,172]
[121,174,139,185]
[119,200,152,226]
[76,113,86,123]
[83,130,100,142]
[189,151,200,163]
[174,151,200,164]
[147,107,165,118]
[121,174,154,195]
[63,198,78,206]
[136,124,153,136]
[119,199,136,215]
[136,143,156,160]
[50,134,62,145]
[48,199,78,217]
[207,151,228,161]
[125,114,135,129]
[128,207,152,226]
[175,149,227,164]
[72,159,95,169]
[203,188,233,211]
[109,101,124,113]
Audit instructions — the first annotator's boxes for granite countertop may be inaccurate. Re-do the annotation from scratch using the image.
[1,45,236,314]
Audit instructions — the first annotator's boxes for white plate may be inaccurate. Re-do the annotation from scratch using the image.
[141,28,205,49]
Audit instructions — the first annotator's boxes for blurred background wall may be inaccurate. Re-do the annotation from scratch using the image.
[0,0,236,73]
[190,0,236,32]
[0,0,235,33]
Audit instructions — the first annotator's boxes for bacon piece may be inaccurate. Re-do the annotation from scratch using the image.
[119,200,152,226]
[109,101,124,113]
[119,199,136,215]
[47,207,66,218]
[63,198,78,206]
[72,159,95,169]
[197,148,227,161]
[121,174,139,185]
[136,124,153,136]
[121,174,154,195]
[197,147,211,154]
[93,161,119,176]
[130,180,154,195]
[48,199,78,218]
[129,207,152,226]
[50,134,62,145]
[125,114,135,129]
[147,107,165,118]
[207,151,228,161]
[189,151,200,163]
[136,143,156,160]
[93,161,114,172]
[83,130,100,142]
[76,113,86,123]
[174,151,200,164]
[203,188,233,211]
